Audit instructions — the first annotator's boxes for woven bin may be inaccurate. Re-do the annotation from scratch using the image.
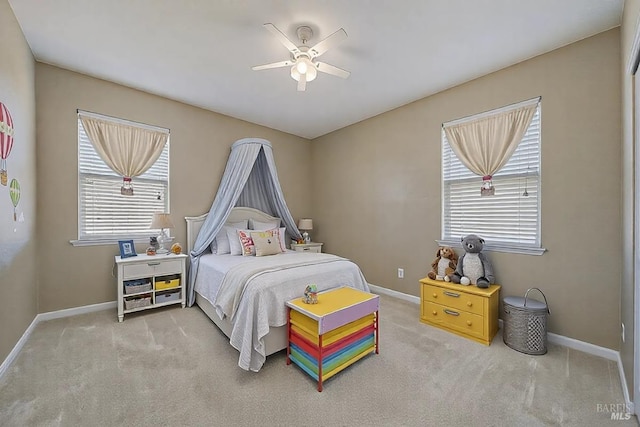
[503,288,550,355]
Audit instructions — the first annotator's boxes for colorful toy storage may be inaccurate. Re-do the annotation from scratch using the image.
[286,287,379,391]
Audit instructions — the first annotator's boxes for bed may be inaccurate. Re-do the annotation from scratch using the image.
[186,207,370,372]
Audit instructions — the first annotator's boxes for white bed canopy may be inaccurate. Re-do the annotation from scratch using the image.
[187,138,303,306]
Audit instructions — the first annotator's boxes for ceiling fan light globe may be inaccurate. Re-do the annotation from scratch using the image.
[306,66,317,82]
[296,60,308,74]
[290,66,301,82]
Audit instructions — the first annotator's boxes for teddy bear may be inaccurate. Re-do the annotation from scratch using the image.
[448,234,494,288]
[427,246,458,281]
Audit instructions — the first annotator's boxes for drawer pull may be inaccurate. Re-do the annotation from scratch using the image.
[303,248,310,251]
[432,293,437,298]
[147,262,161,266]
[443,309,460,316]
[443,291,460,298]
[432,311,437,316]
[467,321,472,326]
[467,302,473,307]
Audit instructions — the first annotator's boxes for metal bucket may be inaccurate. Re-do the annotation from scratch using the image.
[503,288,550,355]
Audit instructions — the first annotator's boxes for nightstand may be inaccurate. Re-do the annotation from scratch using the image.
[116,253,188,322]
[291,242,323,253]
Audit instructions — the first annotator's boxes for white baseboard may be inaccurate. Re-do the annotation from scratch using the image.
[0,316,39,380]
[371,284,634,413]
[368,283,420,304]
[37,301,116,322]
[0,301,116,380]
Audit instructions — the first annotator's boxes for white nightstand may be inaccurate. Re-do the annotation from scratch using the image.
[291,242,323,253]
[115,253,188,322]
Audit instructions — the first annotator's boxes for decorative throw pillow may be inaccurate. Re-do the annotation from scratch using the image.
[277,227,287,252]
[227,227,250,256]
[251,229,283,257]
[250,218,281,231]
[237,229,256,256]
[212,220,247,254]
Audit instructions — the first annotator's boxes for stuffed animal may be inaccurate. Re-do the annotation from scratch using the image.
[427,246,458,281]
[448,235,494,288]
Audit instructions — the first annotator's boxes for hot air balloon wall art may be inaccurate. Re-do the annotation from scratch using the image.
[0,102,14,187]
[9,178,20,221]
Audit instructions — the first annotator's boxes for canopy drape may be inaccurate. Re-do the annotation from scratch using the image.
[187,138,302,306]
[442,97,539,193]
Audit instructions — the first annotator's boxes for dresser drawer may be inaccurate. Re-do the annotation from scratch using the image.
[123,259,182,279]
[422,283,484,316]
[292,244,322,253]
[422,301,484,340]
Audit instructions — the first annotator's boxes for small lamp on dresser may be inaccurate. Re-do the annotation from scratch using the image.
[298,218,313,243]
[151,212,174,254]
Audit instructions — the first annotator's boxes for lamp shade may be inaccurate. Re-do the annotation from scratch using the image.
[151,212,174,229]
[298,218,313,230]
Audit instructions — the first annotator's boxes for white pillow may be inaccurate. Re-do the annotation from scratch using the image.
[212,220,247,254]
[228,227,250,256]
[250,218,281,230]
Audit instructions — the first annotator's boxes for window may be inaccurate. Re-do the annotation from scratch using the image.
[440,103,543,255]
[75,113,169,244]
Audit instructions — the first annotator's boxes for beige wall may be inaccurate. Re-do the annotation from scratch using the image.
[621,0,640,407]
[35,64,311,312]
[0,0,37,362]
[312,29,622,349]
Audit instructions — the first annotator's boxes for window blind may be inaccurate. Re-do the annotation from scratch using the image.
[442,104,541,250]
[78,116,169,241]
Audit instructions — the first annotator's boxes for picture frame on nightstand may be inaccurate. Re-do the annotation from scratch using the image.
[118,240,137,258]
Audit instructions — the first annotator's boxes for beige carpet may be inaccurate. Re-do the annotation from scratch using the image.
[0,294,636,427]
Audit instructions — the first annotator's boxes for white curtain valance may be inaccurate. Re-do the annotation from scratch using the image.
[442,97,540,189]
[79,113,169,195]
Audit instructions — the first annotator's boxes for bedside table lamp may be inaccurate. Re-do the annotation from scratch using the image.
[298,218,313,243]
[151,212,174,254]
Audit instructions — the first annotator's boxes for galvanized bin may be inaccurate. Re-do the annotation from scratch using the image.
[503,288,550,355]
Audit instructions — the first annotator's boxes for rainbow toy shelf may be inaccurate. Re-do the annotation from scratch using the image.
[286,287,379,392]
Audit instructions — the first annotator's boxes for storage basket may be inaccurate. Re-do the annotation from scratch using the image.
[156,290,181,304]
[124,296,151,310]
[124,279,152,295]
[155,275,180,291]
[503,288,550,355]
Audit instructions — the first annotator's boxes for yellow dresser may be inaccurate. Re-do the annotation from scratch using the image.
[419,277,501,345]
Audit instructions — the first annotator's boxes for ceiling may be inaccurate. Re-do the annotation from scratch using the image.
[8,0,623,139]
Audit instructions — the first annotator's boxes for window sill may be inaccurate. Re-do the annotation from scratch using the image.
[70,237,161,247]
[436,239,546,256]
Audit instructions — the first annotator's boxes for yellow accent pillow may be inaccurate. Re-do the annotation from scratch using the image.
[251,229,283,257]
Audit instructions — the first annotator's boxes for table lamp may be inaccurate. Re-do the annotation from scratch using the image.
[298,218,313,243]
[151,212,174,254]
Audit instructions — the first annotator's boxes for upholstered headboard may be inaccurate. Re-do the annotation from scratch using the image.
[185,207,282,253]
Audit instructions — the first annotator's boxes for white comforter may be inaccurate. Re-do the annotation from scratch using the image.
[195,251,369,371]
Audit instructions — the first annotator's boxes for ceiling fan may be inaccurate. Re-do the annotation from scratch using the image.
[252,23,350,92]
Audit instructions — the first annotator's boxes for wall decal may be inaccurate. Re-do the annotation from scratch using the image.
[0,102,14,186]
[9,178,20,221]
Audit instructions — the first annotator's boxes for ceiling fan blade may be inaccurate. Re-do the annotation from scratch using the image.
[297,73,307,92]
[263,23,300,55]
[316,62,351,79]
[251,60,293,71]
[309,28,347,58]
